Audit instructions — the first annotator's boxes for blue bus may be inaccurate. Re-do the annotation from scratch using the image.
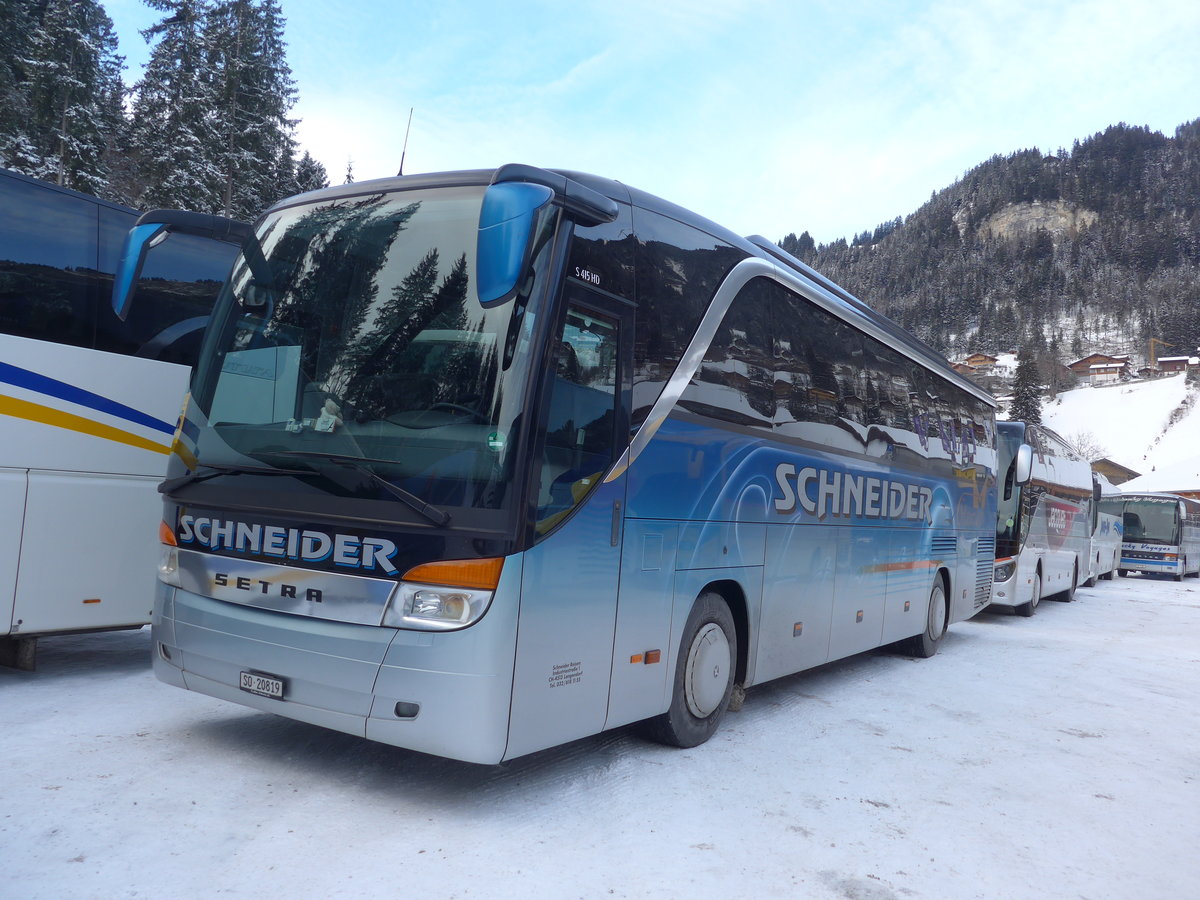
[0,168,235,669]
[115,165,999,763]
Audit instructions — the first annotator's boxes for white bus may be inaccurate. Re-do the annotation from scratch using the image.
[0,168,236,669]
[1085,508,1121,586]
[1100,492,1200,580]
[117,165,1000,763]
[991,421,1094,616]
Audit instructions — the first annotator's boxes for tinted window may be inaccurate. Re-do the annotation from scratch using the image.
[630,209,744,423]
[534,295,622,535]
[771,281,865,429]
[0,172,99,347]
[679,276,773,429]
[567,203,636,300]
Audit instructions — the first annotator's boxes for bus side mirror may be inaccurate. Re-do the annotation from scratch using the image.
[112,209,251,321]
[1014,443,1033,486]
[112,223,168,320]
[476,182,554,307]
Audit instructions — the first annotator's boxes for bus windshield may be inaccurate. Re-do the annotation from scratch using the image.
[187,184,548,518]
[1119,497,1180,544]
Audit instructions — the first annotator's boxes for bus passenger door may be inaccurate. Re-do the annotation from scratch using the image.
[506,290,632,760]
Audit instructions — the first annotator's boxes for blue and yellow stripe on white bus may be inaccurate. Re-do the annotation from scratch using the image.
[0,356,183,466]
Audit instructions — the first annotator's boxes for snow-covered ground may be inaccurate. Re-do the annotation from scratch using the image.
[3,574,1196,899]
[1042,372,1200,491]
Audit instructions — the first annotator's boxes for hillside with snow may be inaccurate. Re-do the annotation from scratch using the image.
[1040,372,1200,492]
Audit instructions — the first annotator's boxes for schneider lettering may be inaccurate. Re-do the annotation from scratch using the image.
[774,463,933,522]
[177,515,399,575]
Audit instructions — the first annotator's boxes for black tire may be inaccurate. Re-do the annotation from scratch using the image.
[903,577,948,657]
[1015,570,1041,618]
[1118,569,1128,577]
[1055,564,1078,602]
[642,591,736,749]
[1101,568,1115,581]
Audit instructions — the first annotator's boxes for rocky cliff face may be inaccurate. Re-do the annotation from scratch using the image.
[973,199,1098,244]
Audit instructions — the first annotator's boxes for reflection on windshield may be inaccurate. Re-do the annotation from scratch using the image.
[1120,499,1180,544]
[191,185,540,514]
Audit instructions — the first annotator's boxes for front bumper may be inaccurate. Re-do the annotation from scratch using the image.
[152,579,519,764]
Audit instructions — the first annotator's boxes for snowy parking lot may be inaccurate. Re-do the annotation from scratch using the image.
[3,574,1197,899]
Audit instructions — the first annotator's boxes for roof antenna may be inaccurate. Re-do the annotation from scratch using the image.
[397,108,414,176]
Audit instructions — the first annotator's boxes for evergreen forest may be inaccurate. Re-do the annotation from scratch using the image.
[781,121,1200,372]
[0,0,329,220]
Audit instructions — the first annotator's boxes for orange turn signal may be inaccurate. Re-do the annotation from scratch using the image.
[159,521,178,546]
[402,557,504,591]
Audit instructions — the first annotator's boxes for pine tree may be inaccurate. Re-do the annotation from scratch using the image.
[0,1,38,166]
[1,0,125,196]
[1009,350,1043,425]
[294,150,329,194]
[205,0,298,219]
[125,0,223,211]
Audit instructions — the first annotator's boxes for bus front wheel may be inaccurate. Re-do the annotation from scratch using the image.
[1015,570,1042,618]
[904,578,947,658]
[643,591,736,749]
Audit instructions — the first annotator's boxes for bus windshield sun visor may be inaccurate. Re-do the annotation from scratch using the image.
[491,163,619,227]
[112,209,252,321]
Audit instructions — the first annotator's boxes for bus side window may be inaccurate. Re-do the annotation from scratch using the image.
[770,284,866,431]
[678,276,773,430]
[628,209,745,426]
[0,173,98,348]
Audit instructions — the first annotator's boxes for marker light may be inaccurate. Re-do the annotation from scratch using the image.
[159,520,178,546]
[382,557,505,631]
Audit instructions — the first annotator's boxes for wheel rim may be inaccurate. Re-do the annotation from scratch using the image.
[928,585,947,640]
[684,622,731,718]
[1031,573,1041,610]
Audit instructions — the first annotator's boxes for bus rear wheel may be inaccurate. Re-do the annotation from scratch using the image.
[642,591,736,749]
[904,578,947,658]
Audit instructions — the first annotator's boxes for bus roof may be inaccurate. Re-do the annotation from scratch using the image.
[1,166,139,215]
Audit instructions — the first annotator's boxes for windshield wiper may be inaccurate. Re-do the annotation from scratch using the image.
[267,450,451,527]
[160,461,312,493]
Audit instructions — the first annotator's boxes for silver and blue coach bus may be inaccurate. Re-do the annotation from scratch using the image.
[1100,492,1200,580]
[115,165,999,763]
[991,421,1094,616]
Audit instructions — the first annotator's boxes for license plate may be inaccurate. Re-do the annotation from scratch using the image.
[239,670,284,699]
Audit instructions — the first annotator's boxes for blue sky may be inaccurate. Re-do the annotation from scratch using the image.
[105,0,1200,244]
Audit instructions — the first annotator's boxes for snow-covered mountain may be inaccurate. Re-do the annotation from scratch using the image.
[1040,372,1200,492]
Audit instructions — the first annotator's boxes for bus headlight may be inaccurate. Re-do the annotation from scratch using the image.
[158,546,182,587]
[384,583,492,630]
[994,559,1016,583]
[382,557,504,631]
